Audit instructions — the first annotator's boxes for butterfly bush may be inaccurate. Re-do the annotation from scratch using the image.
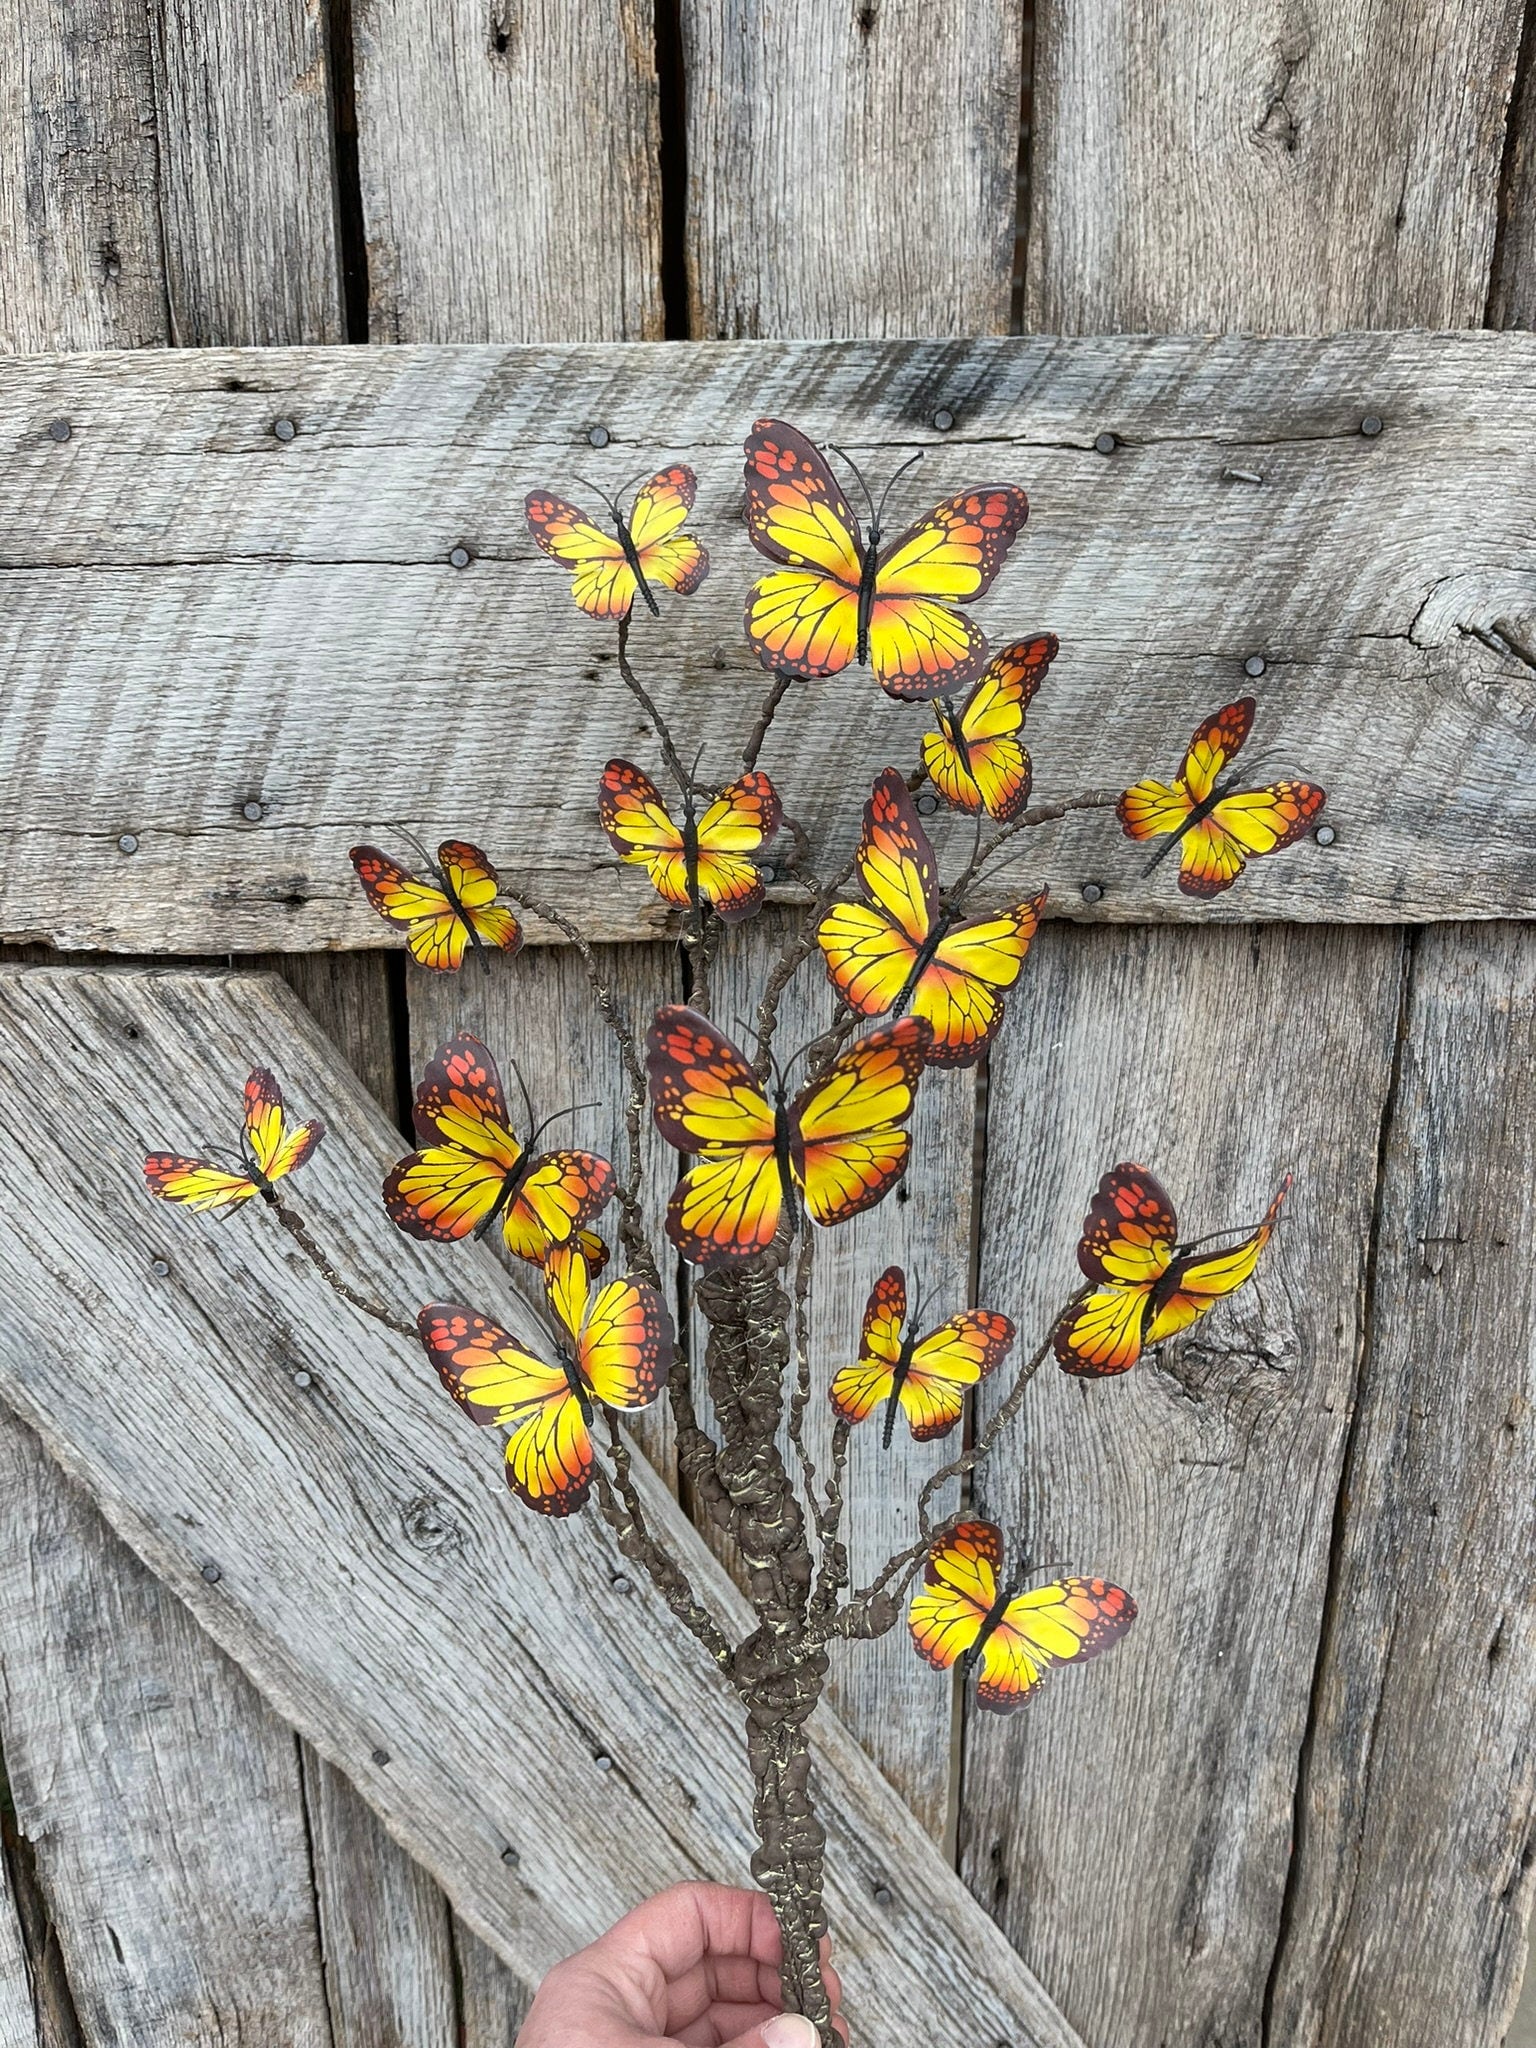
[145,417,1322,2044]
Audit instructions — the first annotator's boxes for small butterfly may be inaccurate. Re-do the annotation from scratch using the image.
[419,1243,671,1516]
[1053,1163,1290,1378]
[921,634,1056,822]
[817,768,1046,1067]
[743,418,1030,701]
[145,1068,324,1214]
[525,465,709,620]
[646,1006,931,1265]
[1119,698,1327,897]
[349,839,523,973]
[908,1521,1136,1714]
[385,1034,613,1268]
[599,761,781,924]
[829,1267,1014,1447]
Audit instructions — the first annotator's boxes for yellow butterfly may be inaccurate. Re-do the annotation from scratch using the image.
[599,760,781,924]
[921,634,1056,821]
[144,1068,324,1213]
[525,466,709,619]
[829,1268,1015,1446]
[350,839,523,972]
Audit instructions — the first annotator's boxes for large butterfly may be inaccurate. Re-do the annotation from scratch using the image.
[599,761,781,924]
[418,1244,671,1516]
[1118,699,1327,898]
[525,465,709,620]
[908,1522,1136,1714]
[349,840,523,973]
[145,1068,324,1214]
[385,1034,613,1267]
[646,1006,930,1265]
[1053,1163,1290,1377]
[829,1267,1015,1447]
[742,418,1030,701]
[921,633,1056,822]
[817,768,1046,1068]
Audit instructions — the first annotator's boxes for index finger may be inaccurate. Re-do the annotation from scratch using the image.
[592,1883,785,1981]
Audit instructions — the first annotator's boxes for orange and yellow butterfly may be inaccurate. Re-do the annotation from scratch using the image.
[908,1521,1136,1713]
[646,1006,931,1264]
[921,633,1056,822]
[829,1267,1015,1447]
[385,1034,613,1268]
[349,839,523,973]
[418,1243,671,1517]
[817,768,1046,1068]
[1118,698,1327,898]
[742,418,1030,701]
[525,465,709,620]
[145,1068,324,1215]
[599,761,781,924]
[1053,1163,1290,1378]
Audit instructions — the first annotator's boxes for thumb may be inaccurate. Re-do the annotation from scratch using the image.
[723,2017,822,2048]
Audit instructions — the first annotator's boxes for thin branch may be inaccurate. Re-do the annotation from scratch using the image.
[808,1418,852,1624]
[267,1197,419,1341]
[942,787,1123,907]
[616,617,694,798]
[742,668,799,772]
[593,1416,737,1675]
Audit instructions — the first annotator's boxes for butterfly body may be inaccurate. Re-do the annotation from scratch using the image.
[829,1266,1013,1446]
[349,840,523,973]
[599,761,780,925]
[145,1068,324,1215]
[525,466,708,621]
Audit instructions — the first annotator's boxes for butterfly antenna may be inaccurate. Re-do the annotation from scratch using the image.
[570,473,623,522]
[826,443,878,528]
[873,447,926,529]
[508,1058,538,1138]
[528,1100,603,1150]
[381,820,438,872]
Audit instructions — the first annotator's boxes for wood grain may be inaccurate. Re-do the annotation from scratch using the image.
[959,921,1405,2044]
[352,0,663,342]
[0,1409,334,2048]
[0,963,1082,2048]
[682,0,1022,339]
[0,1814,40,2048]
[1025,0,1525,333]
[263,951,403,1123]
[2,334,1533,953]
[456,1920,533,2047]
[1264,923,1536,2047]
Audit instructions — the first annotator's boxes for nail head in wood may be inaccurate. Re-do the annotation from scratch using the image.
[1080,881,1104,903]
[292,1369,313,1388]
[241,800,265,821]
[873,1882,894,1905]
[932,407,955,431]
[200,1561,222,1583]
[1223,466,1263,485]
[117,833,139,855]
[150,1258,171,1277]
[371,1747,390,1765]
[47,418,71,443]
[500,1845,520,1866]
[1244,654,1266,677]
[1315,824,1337,846]
[1094,431,1118,454]
[587,425,610,447]
[1360,414,1384,438]
[272,417,297,442]
[611,1572,632,1593]
[916,792,939,815]
[594,1753,615,1771]
[449,545,472,569]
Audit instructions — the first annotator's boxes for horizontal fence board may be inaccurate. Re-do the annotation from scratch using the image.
[0,963,1081,2048]
[0,334,1532,950]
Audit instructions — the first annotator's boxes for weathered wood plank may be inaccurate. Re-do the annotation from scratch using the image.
[0,1817,40,2048]
[1025,0,1525,334]
[264,951,403,1124]
[0,963,1082,2048]
[959,922,1404,2044]
[352,0,663,342]
[455,1920,533,2047]
[1,335,1533,951]
[681,0,1021,339]
[0,1408,334,2048]
[1263,922,1536,2047]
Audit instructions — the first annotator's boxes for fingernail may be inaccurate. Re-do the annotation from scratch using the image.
[764,2018,820,2048]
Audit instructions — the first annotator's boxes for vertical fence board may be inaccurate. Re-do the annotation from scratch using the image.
[1026,0,1524,334]
[0,1843,37,2048]
[0,1412,334,2048]
[962,923,1403,2043]
[455,1921,533,2047]
[352,0,664,342]
[1265,924,1536,2048]
[681,0,1022,338]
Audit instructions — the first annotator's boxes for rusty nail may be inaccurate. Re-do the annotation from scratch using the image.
[587,424,610,448]
[501,1845,521,1866]
[932,407,955,432]
[1314,824,1337,847]
[1080,881,1104,904]
[47,418,71,443]
[151,1257,171,1277]
[242,799,265,822]
[449,545,472,569]
[1094,431,1118,455]
[200,1561,222,1583]
[1244,654,1266,677]
[371,1747,390,1766]
[272,417,297,442]
[1360,415,1383,438]
[292,1369,313,1389]
[117,832,139,855]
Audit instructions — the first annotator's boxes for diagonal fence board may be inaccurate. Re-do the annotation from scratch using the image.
[961,921,1405,2045]
[0,333,1534,953]
[0,963,1082,2048]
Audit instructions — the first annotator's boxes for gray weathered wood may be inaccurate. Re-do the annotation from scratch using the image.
[264,951,402,1124]
[1264,922,1536,2047]
[1,335,1533,954]
[1490,17,1536,330]
[0,1408,334,2048]
[1026,0,1525,334]
[681,0,1021,339]
[455,1919,533,2047]
[960,922,1405,2044]
[0,1827,39,2048]
[352,0,663,343]
[0,963,1082,2048]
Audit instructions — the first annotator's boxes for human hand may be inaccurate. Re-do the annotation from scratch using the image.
[515,1882,849,2048]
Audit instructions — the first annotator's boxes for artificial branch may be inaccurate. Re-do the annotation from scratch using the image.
[267,1197,419,1342]
[594,1414,736,1675]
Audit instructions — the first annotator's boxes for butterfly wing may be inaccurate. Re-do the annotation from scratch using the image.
[647,1006,784,1262]
[576,1273,673,1412]
[144,1155,259,1213]
[922,634,1054,820]
[867,488,1031,701]
[1146,1177,1290,1342]
[243,1067,325,1183]
[743,419,864,678]
[828,1266,906,1426]
[525,491,638,619]
[500,1150,616,1265]
[900,1310,1015,1441]
[908,1521,1003,1671]
[1178,783,1328,898]
[599,760,691,908]
[790,1016,930,1228]
[434,841,524,956]
[385,1035,521,1241]
[350,845,471,971]
[627,465,710,596]
[816,769,933,1017]
[1054,1163,1177,1376]
[418,1304,593,1516]
[1117,697,1257,846]
[691,771,782,923]
[976,1577,1138,1712]
[911,889,1047,1068]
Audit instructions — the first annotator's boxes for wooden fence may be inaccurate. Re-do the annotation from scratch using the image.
[0,4,1532,2046]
